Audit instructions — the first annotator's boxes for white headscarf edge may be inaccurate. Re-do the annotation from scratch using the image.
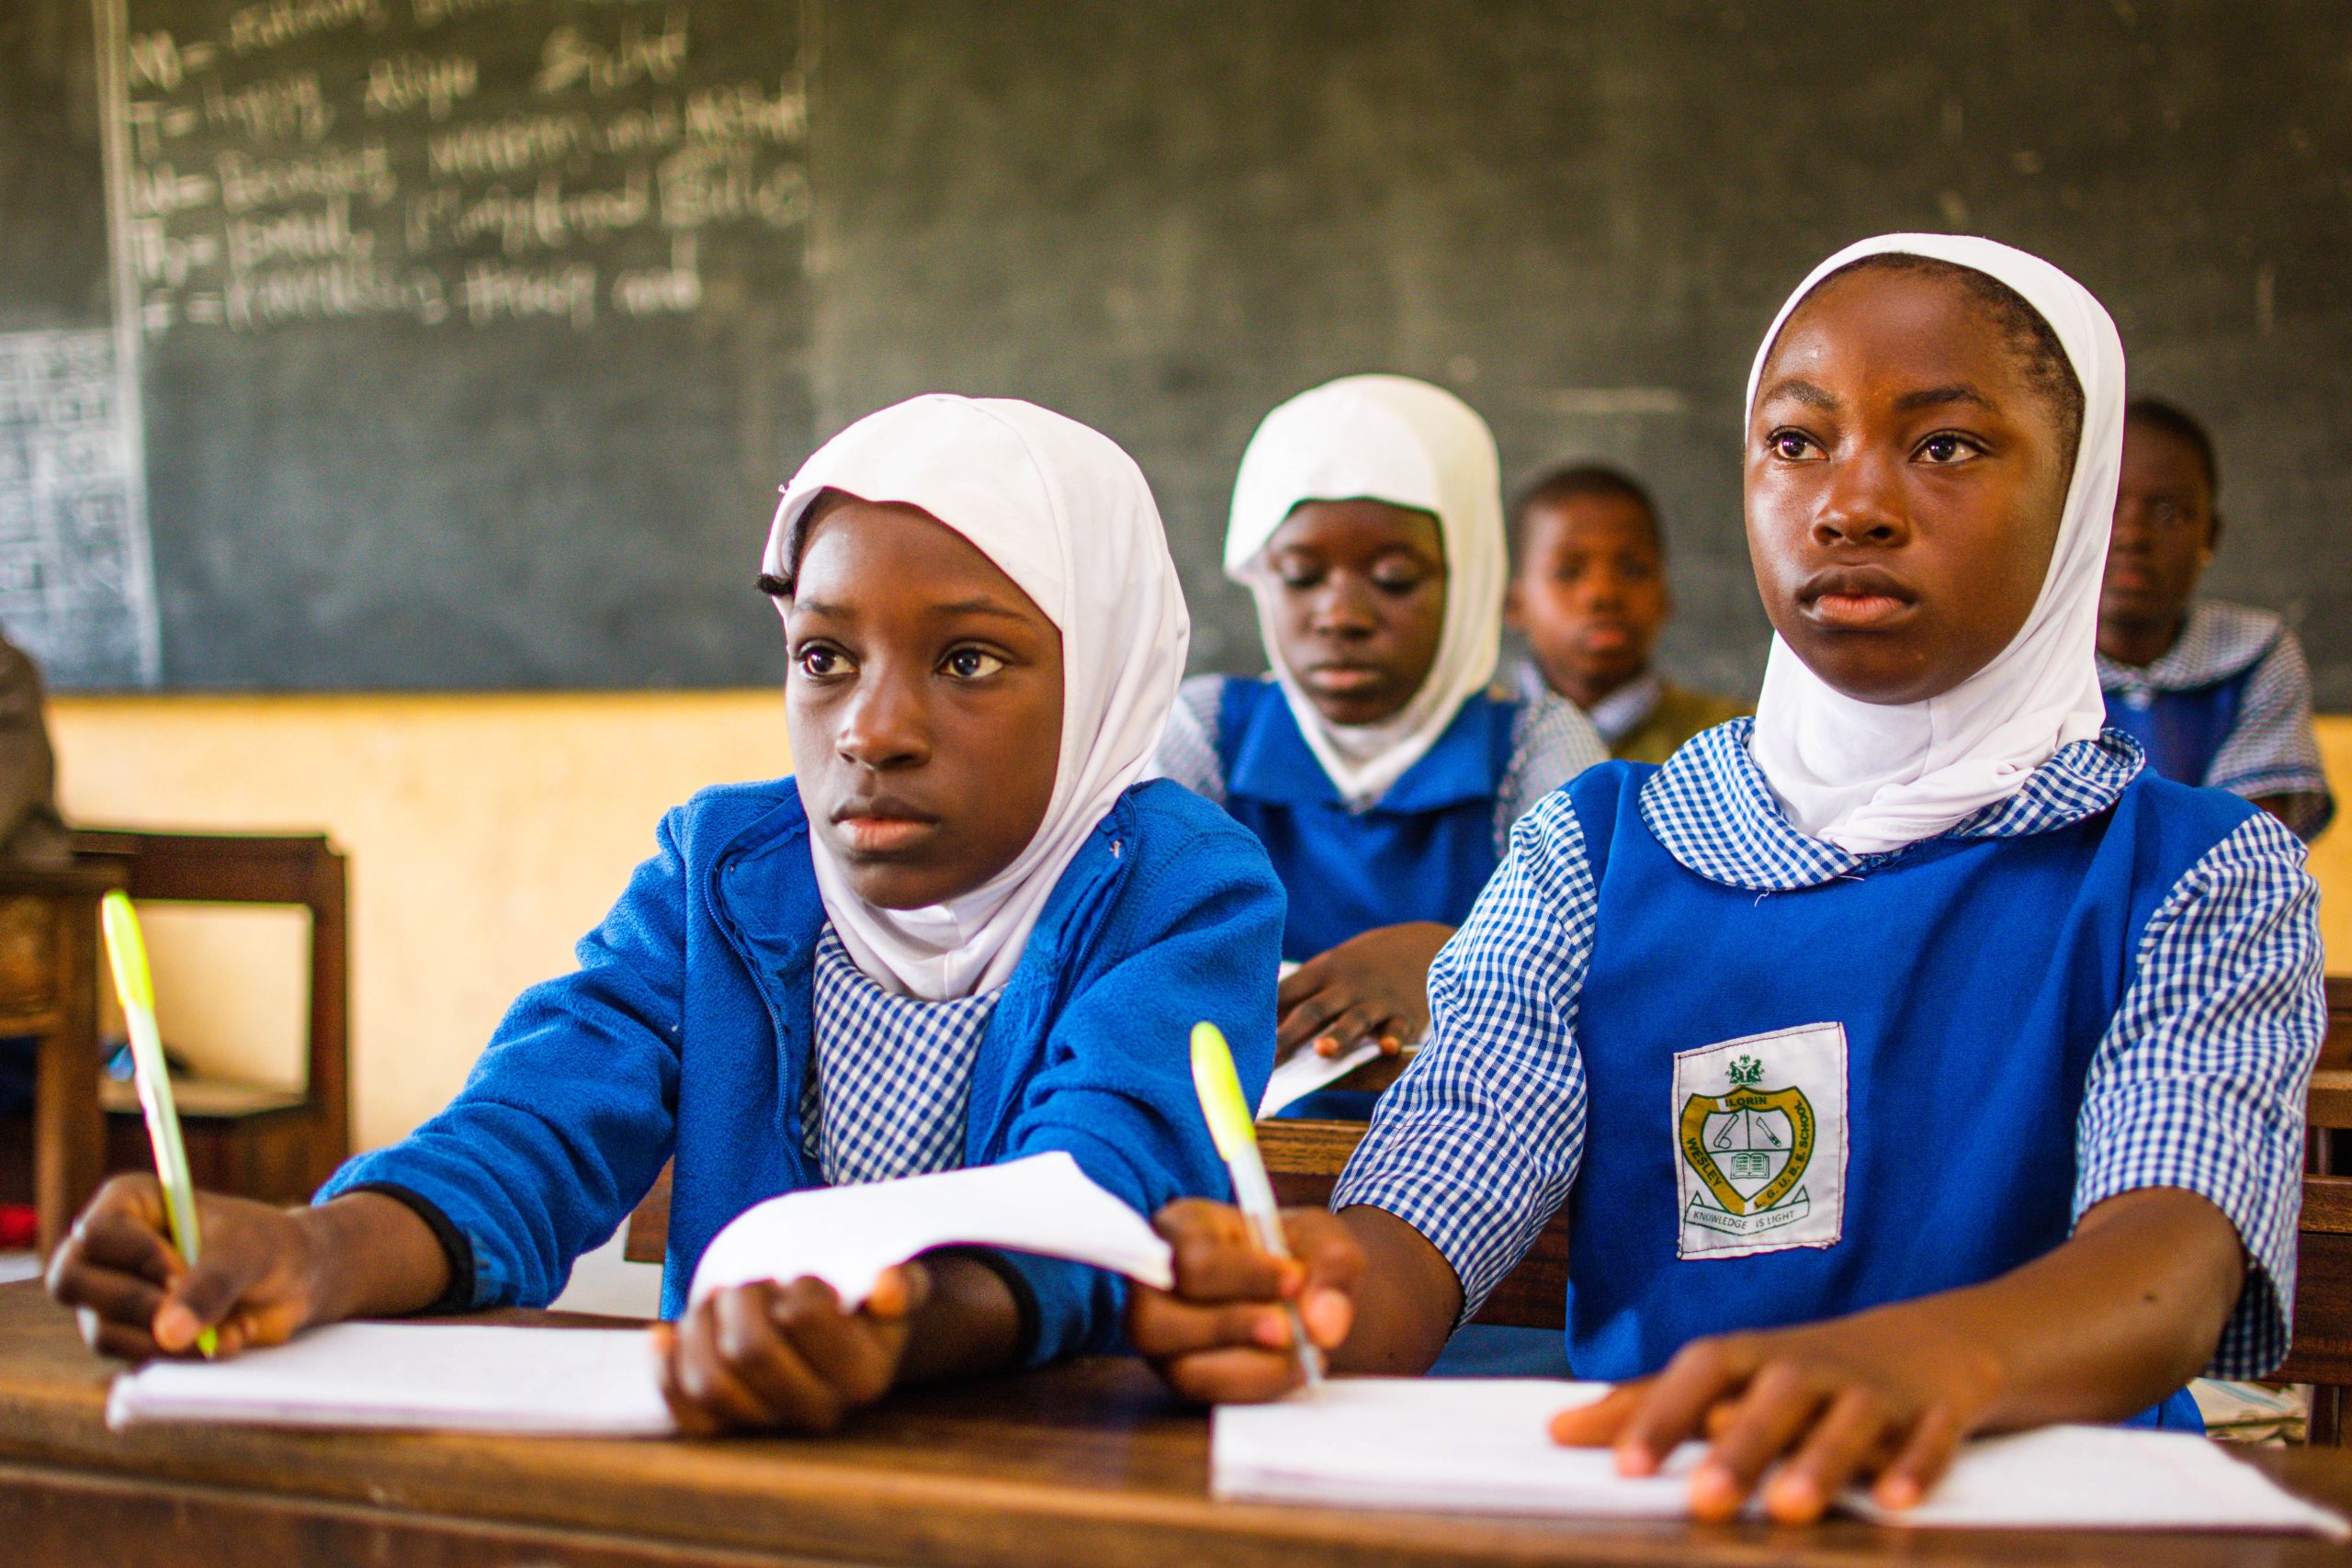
[1224,374,1507,808]
[1745,234,2126,854]
[763,394,1190,998]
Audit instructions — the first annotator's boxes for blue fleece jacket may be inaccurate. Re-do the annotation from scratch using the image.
[320,777,1284,1365]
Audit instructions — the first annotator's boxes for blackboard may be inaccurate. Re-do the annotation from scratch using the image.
[8,1,2352,703]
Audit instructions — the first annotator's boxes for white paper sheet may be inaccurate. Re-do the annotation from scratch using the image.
[107,1324,675,1437]
[1213,1378,2349,1538]
[1257,1041,1384,1117]
[107,1154,1174,1438]
[687,1150,1173,1306]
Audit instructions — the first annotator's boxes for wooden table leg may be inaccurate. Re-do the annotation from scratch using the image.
[30,907,101,1258]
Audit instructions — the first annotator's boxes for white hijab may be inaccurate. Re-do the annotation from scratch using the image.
[1225,375,1507,808]
[1746,234,2125,854]
[763,395,1189,999]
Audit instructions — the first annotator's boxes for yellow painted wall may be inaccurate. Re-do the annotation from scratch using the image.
[39,697,2352,1157]
[50,693,791,1151]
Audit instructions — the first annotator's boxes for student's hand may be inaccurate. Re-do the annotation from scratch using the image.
[654,1267,928,1436]
[1276,922,1452,1059]
[1128,1199,1363,1403]
[1547,1312,2005,1525]
[46,1174,330,1360]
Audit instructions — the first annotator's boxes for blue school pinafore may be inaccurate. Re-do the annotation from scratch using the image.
[1215,676,1521,962]
[1340,725,2326,1428]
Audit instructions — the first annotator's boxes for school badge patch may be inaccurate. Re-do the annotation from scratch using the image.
[1671,1021,1849,1260]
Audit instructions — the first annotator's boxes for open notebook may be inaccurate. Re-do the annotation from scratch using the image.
[1214,1379,2350,1538]
[107,1152,1171,1437]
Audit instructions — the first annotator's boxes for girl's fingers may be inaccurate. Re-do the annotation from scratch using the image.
[771,1278,899,1409]
[52,1264,165,1335]
[1274,987,1346,1051]
[1154,1201,1305,1301]
[1159,1346,1309,1406]
[685,1292,815,1431]
[63,1207,183,1287]
[1129,1292,1299,1358]
[85,1312,165,1363]
[1312,1006,1379,1056]
[1761,1386,1895,1526]
[1872,1403,1967,1511]
[1275,960,1332,1012]
[1687,1363,1828,1522]
[1615,1341,1754,1476]
[1549,1382,1645,1446]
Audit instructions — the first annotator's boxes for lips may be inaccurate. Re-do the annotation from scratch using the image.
[1798,567,1917,632]
[830,797,940,855]
[1303,663,1387,695]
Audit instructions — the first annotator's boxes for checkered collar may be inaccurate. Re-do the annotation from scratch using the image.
[1638,718,2147,891]
[2098,600,2281,698]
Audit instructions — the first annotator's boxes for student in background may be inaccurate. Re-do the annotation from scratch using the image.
[1505,465,1747,761]
[2098,399,2335,840]
[1130,238,2323,1523]
[0,632,70,1131]
[1154,375,1605,1073]
[48,396,1284,1434]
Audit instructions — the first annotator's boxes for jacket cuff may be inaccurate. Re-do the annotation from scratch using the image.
[338,1181,478,1314]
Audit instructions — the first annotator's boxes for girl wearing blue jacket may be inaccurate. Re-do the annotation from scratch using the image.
[50,395,1284,1436]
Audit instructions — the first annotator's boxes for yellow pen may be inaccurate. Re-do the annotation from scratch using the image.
[99,891,216,1359]
[1190,1021,1324,1392]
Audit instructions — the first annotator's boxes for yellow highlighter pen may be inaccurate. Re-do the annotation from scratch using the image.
[1190,1021,1325,1393]
[99,890,216,1359]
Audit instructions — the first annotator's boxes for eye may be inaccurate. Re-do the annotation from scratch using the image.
[1370,566,1428,595]
[1767,429,1819,462]
[1916,433,1984,465]
[795,643,850,680]
[941,646,1006,681]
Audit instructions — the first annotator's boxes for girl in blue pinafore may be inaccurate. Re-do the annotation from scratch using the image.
[1152,377,1605,1111]
[1120,239,2324,1527]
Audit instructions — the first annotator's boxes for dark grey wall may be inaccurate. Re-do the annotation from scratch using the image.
[812,0,2352,707]
[10,1,2351,698]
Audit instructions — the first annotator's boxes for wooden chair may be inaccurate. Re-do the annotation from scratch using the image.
[0,858,127,1252]
[67,830,353,1209]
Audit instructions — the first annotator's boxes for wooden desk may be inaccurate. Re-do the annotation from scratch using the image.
[0,1284,2347,1567]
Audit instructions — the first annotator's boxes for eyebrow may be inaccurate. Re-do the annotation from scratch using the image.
[1894,384,1996,414]
[790,596,1035,624]
[1756,378,1837,411]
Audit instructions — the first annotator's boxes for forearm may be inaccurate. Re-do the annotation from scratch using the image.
[1327,1204,1466,1374]
[293,1191,456,1324]
[894,1252,1025,1384]
[1856,1187,2243,1429]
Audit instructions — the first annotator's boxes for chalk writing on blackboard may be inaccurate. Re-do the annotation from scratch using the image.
[0,332,160,688]
[108,1,807,337]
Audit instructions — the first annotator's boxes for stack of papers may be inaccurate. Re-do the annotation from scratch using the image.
[1213,1379,2349,1538]
[107,1324,674,1436]
[1257,1041,1385,1117]
[108,1152,1173,1436]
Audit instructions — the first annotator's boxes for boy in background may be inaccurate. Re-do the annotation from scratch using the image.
[2098,400,2334,841]
[1505,465,1746,762]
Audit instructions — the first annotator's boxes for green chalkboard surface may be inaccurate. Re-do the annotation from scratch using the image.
[6,2,2350,701]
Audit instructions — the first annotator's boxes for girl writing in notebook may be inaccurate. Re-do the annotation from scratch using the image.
[1129,237,2324,1521]
[50,396,1284,1435]
[1153,375,1605,1081]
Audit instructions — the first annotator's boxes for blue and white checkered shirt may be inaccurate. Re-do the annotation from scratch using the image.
[2098,600,2335,840]
[1334,719,2324,1376]
[1155,674,1608,852]
[802,926,1004,1187]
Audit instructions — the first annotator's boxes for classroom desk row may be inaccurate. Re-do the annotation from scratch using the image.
[1,1282,2348,1568]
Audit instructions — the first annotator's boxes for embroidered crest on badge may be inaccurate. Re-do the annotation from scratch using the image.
[1671,1022,1849,1259]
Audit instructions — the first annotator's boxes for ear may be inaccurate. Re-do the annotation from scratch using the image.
[1503,578,1527,630]
[2205,509,2224,557]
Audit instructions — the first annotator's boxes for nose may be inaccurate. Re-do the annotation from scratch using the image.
[1305,572,1381,641]
[1575,569,1626,613]
[833,667,930,772]
[2108,501,2154,555]
[1810,449,1910,550]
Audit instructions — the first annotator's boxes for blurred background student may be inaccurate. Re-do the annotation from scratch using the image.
[1505,465,1747,762]
[2098,400,2335,841]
